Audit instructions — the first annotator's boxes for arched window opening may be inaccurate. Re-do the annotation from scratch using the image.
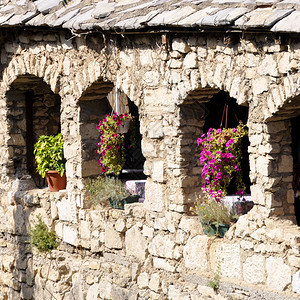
[291,115,300,225]
[203,91,251,195]
[79,84,145,180]
[119,98,146,181]
[6,75,61,188]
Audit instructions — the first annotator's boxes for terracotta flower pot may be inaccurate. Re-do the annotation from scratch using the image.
[45,171,66,192]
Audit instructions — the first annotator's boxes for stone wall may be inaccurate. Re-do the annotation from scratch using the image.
[1,29,300,212]
[0,190,300,299]
[0,28,300,299]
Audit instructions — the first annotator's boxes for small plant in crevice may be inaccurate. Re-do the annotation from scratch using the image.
[28,215,58,252]
[209,261,221,292]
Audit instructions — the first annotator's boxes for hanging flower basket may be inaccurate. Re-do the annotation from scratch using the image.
[197,122,247,201]
[96,112,134,175]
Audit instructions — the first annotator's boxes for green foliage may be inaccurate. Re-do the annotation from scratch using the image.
[34,133,66,178]
[28,216,58,252]
[209,261,221,292]
[194,194,236,226]
[85,176,131,207]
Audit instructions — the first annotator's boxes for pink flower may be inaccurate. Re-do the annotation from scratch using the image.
[116,121,121,126]
[106,146,111,151]
[232,128,237,133]
[216,128,222,134]
[124,113,129,117]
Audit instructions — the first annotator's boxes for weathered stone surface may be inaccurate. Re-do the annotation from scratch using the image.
[105,224,122,249]
[292,270,300,295]
[149,273,160,292]
[243,255,265,284]
[266,256,291,291]
[213,243,241,279]
[87,283,100,300]
[63,225,78,246]
[153,257,175,272]
[172,39,190,53]
[125,225,147,260]
[137,272,149,289]
[149,234,175,259]
[144,181,164,212]
[183,235,209,270]
[99,279,112,299]
[57,197,77,222]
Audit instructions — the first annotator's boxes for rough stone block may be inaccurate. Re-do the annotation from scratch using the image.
[278,155,293,173]
[152,161,164,183]
[63,225,78,246]
[172,38,190,53]
[243,255,265,284]
[144,181,164,212]
[148,121,163,139]
[149,273,160,292]
[87,283,100,300]
[105,224,122,249]
[212,243,241,279]
[57,198,77,222]
[292,270,300,295]
[80,220,91,240]
[266,256,291,291]
[149,234,175,259]
[99,279,112,299]
[137,272,149,289]
[142,225,154,238]
[115,219,126,232]
[125,225,147,260]
[184,52,198,69]
[153,257,175,273]
[183,235,209,270]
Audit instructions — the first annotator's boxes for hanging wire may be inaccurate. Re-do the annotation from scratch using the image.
[220,94,239,129]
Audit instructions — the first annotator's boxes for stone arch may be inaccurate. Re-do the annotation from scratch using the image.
[174,87,250,210]
[78,78,114,178]
[248,92,300,224]
[78,75,146,181]
[0,53,61,97]
[4,74,61,188]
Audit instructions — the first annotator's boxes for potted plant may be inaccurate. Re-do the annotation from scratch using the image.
[34,133,66,192]
[194,194,237,237]
[85,176,139,210]
[96,112,134,175]
[197,122,247,202]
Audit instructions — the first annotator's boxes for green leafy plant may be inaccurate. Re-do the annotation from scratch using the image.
[34,133,66,178]
[28,216,58,252]
[209,261,221,292]
[96,113,135,175]
[85,176,135,208]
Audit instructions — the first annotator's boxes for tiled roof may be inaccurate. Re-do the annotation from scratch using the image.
[0,0,300,33]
